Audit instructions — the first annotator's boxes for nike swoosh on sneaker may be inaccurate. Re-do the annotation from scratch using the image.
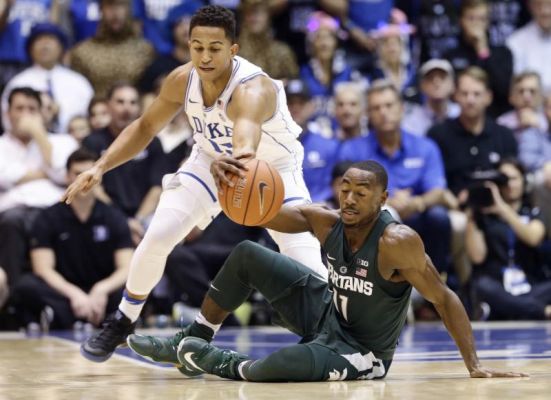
[189,99,199,103]
[210,284,220,291]
[183,352,205,372]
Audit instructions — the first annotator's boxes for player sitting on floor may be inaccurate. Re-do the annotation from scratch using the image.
[128,161,526,381]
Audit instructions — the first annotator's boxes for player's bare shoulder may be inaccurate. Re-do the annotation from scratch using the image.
[229,74,277,120]
[379,224,426,277]
[236,74,276,95]
[159,62,194,103]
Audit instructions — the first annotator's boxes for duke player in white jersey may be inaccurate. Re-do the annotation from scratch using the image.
[63,5,327,362]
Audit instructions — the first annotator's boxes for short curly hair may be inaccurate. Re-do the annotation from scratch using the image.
[190,5,236,42]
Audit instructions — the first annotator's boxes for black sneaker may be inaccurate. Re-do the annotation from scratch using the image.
[80,311,136,362]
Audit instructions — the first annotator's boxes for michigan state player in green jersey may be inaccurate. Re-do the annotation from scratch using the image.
[127,161,526,381]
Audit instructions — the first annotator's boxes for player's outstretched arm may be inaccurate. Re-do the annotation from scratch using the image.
[263,204,339,243]
[229,76,276,159]
[62,65,190,203]
[210,76,277,191]
[381,225,528,378]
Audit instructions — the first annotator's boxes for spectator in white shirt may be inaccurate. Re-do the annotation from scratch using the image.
[402,59,460,137]
[497,71,548,135]
[1,23,94,133]
[507,0,551,92]
[0,87,77,293]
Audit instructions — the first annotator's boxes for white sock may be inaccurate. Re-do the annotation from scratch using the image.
[195,312,221,335]
[119,290,147,322]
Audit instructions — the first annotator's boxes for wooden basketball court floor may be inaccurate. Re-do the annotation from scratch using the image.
[1,321,550,400]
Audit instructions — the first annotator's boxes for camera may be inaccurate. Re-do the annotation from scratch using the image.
[467,170,509,208]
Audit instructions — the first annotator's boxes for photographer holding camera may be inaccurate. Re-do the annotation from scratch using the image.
[465,159,551,320]
[428,66,518,291]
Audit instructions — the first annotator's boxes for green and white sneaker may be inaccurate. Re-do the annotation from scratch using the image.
[177,337,250,380]
[127,331,202,377]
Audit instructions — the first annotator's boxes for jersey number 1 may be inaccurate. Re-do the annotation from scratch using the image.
[333,290,349,321]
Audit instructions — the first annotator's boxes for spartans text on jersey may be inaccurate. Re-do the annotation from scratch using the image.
[328,261,373,296]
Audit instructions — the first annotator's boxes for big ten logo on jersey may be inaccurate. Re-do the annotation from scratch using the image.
[192,116,234,154]
[327,260,373,296]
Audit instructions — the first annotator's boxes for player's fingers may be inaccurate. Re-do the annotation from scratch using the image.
[223,157,249,171]
[61,190,70,204]
[213,175,223,194]
[470,370,491,378]
[499,371,529,378]
[63,186,76,204]
[223,164,245,177]
[81,178,97,194]
[221,173,235,188]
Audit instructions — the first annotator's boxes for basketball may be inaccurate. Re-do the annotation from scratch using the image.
[219,159,284,226]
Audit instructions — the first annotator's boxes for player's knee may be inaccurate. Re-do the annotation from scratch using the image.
[138,210,195,256]
[226,240,272,275]
[137,231,176,256]
[227,240,259,267]
[231,240,261,258]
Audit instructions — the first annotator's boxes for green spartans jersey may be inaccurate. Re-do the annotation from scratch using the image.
[322,210,412,360]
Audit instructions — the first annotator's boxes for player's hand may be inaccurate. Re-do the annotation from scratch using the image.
[210,153,251,194]
[469,365,528,378]
[62,164,105,204]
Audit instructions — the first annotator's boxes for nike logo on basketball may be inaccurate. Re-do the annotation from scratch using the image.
[183,352,205,372]
[258,181,268,215]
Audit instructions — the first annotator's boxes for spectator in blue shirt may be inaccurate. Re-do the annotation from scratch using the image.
[133,0,195,55]
[138,1,202,95]
[68,0,101,43]
[338,79,456,273]
[299,11,365,118]
[0,0,55,89]
[325,0,394,73]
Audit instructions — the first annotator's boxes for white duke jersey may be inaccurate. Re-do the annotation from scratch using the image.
[183,56,303,171]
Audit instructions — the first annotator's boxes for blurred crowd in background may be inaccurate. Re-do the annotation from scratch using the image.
[2,0,551,332]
